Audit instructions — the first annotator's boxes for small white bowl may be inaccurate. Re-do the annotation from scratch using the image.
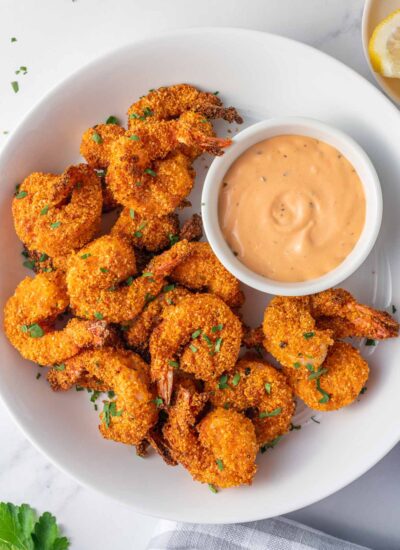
[202,117,382,296]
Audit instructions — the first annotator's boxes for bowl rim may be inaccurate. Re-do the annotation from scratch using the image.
[202,116,383,296]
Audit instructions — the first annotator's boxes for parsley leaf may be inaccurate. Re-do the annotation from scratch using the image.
[32,511,70,550]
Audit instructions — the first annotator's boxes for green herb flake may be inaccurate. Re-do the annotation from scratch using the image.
[153,396,164,408]
[142,272,154,278]
[129,134,140,141]
[189,343,198,353]
[392,305,397,314]
[214,337,223,353]
[99,267,109,273]
[303,331,315,339]
[129,208,135,219]
[80,253,91,259]
[15,190,27,199]
[208,483,218,494]
[211,324,224,333]
[36,372,41,380]
[91,390,101,403]
[23,260,36,270]
[259,407,282,419]
[145,293,155,303]
[360,386,368,395]
[168,234,179,246]
[293,362,301,369]
[308,367,328,381]
[144,168,157,177]
[365,338,376,347]
[218,374,229,390]
[75,386,84,392]
[108,390,115,399]
[50,221,61,229]
[260,435,283,453]
[38,253,48,262]
[125,275,134,286]
[22,323,44,338]
[316,378,330,403]
[106,115,120,125]
[264,382,271,394]
[290,423,301,431]
[232,372,241,386]
[213,91,220,95]
[102,400,123,428]
[54,363,66,372]
[11,81,19,93]
[163,284,175,293]
[169,360,179,369]
[92,132,103,144]
[191,329,202,339]
[305,363,314,372]
[11,37,17,42]
[94,312,104,320]
[216,458,224,471]
[40,204,49,215]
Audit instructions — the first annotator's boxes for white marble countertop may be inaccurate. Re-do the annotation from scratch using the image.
[1,1,400,548]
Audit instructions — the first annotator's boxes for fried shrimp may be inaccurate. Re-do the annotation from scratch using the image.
[80,123,126,169]
[12,164,102,258]
[110,208,179,252]
[170,242,244,308]
[124,286,191,352]
[207,356,295,446]
[4,271,114,365]
[263,296,334,370]
[311,288,399,340]
[283,342,369,411]
[163,386,257,488]
[48,348,158,446]
[127,84,243,129]
[66,238,193,323]
[150,293,242,403]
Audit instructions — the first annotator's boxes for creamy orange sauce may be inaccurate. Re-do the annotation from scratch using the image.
[218,135,366,282]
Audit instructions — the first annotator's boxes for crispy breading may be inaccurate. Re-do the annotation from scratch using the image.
[12,164,102,258]
[207,355,295,446]
[179,213,203,242]
[80,124,126,169]
[283,342,369,411]
[170,242,244,308]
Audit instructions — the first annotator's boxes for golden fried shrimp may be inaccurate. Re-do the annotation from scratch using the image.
[12,164,102,258]
[163,387,257,488]
[263,296,334,370]
[311,288,399,340]
[66,238,193,323]
[179,213,203,242]
[110,208,179,252]
[124,286,192,351]
[150,293,242,403]
[4,271,114,365]
[170,242,244,308]
[48,348,158,447]
[283,342,369,411]
[80,124,126,169]
[107,151,195,217]
[127,84,243,129]
[206,356,295,446]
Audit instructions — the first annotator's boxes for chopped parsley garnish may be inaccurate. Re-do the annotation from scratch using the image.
[365,338,376,346]
[305,363,314,372]
[11,37,17,42]
[189,343,198,353]
[75,386,84,392]
[36,372,41,380]
[38,253,48,262]
[216,458,224,471]
[15,66,28,75]
[80,253,91,259]
[15,190,27,199]
[208,483,218,494]
[163,283,175,293]
[259,407,282,419]
[107,390,115,399]
[134,221,147,238]
[232,373,241,386]
[144,168,157,177]
[145,293,155,303]
[99,267,108,273]
[153,396,164,408]
[303,331,315,339]
[214,337,223,353]
[264,382,271,394]
[50,221,61,229]
[11,81,19,93]
[308,367,328,381]
[40,204,49,215]
[23,260,35,270]
[106,115,120,125]
[289,423,301,431]
[169,360,179,369]
[260,435,282,452]
[168,233,179,246]
[102,400,123,428]
[211,324,224,333]
[245,367,251,376]
[54,363,66,372]
[392,305,397,314]
[191,329,202,339]
[92,132,102,144]
[360,386,368,395]
[316,378,330,403]
[223,402,231,409]
[125,275,134,286]
[21,323,44,338]
[129,208,135,219]
[129,134,140,140]
[94,312,103,320]
[213,91,219,95]
[218,374,229,390]
[90,390,101,403]
[293,362,301,369]
[310,415,320,424]
[142,272,154,278]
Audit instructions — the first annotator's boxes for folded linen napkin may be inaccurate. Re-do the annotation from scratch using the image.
[147,517,370,550]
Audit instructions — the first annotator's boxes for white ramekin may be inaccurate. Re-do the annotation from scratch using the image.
[201,117,382,296]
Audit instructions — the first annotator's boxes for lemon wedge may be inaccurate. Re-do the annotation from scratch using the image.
[369,9,400,78]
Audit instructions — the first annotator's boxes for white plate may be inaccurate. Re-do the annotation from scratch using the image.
[362,0,400,105]
[1,28,400,524]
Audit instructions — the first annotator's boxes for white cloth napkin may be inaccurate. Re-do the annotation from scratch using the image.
[147,517,370,550]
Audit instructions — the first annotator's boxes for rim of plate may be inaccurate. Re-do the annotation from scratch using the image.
[1,27,400,523]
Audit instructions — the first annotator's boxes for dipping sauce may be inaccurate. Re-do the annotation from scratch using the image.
[218,135,366,282]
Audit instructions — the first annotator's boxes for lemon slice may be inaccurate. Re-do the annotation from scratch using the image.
[369,9,400,78]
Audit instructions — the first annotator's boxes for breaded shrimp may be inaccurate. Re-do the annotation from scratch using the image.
[12,164,102,258]
[283,342,369,411]
[4,271,114,365]
[207,356,295,446]
[179,213,203,242]
[66,238,193,323]
[170,242,244,308]
[311,288,399,340]
[124,286,191,352]
[127,84,243,129]
[110,208,179,252]
[163,386,257,488]
[263,296,334,370]
[48,348,158,447]
[150,293,242,403]
[80,124,126,169]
